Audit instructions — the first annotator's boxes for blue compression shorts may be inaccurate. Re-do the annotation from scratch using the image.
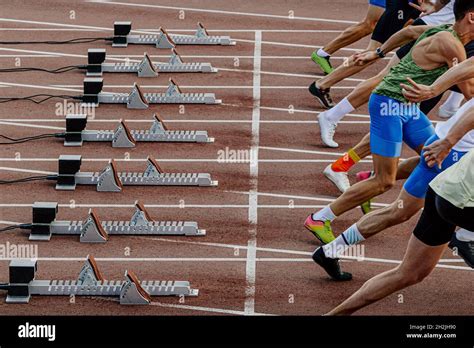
[404,134,467,199]
[369,93,435,158]
[369,0,386,8]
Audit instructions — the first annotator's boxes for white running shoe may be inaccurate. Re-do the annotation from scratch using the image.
[318,113,338,148]
[438,104,458,119]
[323,164,350,193]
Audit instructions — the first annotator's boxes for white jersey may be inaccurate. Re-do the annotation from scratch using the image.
[422,1,455,26]
[435,98,474,152]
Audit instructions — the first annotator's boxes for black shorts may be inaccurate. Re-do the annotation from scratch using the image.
[413,187,474,246]
[371,0,420,44]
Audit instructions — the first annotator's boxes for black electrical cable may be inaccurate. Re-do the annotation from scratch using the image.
[0,94,83,104]
[0,65,88,74]
[0,224,32,232]
[0,175,58,185]
[0,37,114,45]
[0,133,66,145]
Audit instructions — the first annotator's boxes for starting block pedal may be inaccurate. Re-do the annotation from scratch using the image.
[64,113,214,147]
[82,77,221,108]
[112,21,236,48]
[2,256,198,305]
[55,155,218,192]
[86,48,217,77]
[27,201,205,242]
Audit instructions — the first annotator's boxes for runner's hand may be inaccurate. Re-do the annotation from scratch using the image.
[422,138,452,169]
[401,77,437,102]
[410,0,437,17]
[353,50,378,65]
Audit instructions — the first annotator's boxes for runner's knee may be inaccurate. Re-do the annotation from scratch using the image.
[400,267,432,286]
[386,203,414,223]
[356,20,375,36]
[373,176,395,195]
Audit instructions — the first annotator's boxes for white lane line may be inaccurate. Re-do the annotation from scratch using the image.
[0,54,360,61]
[150,302,274,316]
[0,18,160,35]
[0,204,251,209]
[0,46,363,80]
[0,255,469,270]
[0,81,82,93]
[260,146,363,157]
[50,84,358,90]
[0,18,377,54]
[95,296,274,316]
[245,30,262,316]
[48,83,359,89]
[0,224,466,267]
[260,106,370,119]
[219,67,366,82]
[0,167,55,175]
[0,121,65,130]
[143,237,468,264]
[86,0,358,24]
[0,28,103,31]
[0,27,342,33]
[0,220,21,225]
[0,205,327,210]
[0,157,371,165]
[0,158,369,164]
[0,47,137,63]
[237,38,361,51]
[0,119,371,126]
[228,190,389,208]
[0,257,280,262]
[0,81,357,91]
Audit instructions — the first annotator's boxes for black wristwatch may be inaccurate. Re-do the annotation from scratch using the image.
[376,47,386,58]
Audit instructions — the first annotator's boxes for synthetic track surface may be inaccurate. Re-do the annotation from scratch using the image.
[0,0,471,316]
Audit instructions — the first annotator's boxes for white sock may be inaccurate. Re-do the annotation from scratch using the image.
[441,92,464,110]
[456,228,474,242]
[322,223,365,259]
[324,97,355,123]
[317,48,330,58]
[312,205,336,222]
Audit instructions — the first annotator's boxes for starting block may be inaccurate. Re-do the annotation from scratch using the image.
[86,48,217,77]
[1,256,198,305]
[82,77,221,108]
[112,21,236,48]
[55,155,218,192]
[28,201,205,242]
[64,113,213,147]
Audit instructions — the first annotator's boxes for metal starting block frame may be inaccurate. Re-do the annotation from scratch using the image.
[112,21,236,48]
[64,113,213,147]
[56,155,218,192]
[28,201,206,242]
[2,256,198,305]
[87,48,217,77]
[82,77,221,108]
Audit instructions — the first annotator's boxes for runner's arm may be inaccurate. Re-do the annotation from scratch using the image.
[438,34,472,98]
[402,58,474,102]
[423,107,474,167]
[354,25,431,65]
[410,0,450,17]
